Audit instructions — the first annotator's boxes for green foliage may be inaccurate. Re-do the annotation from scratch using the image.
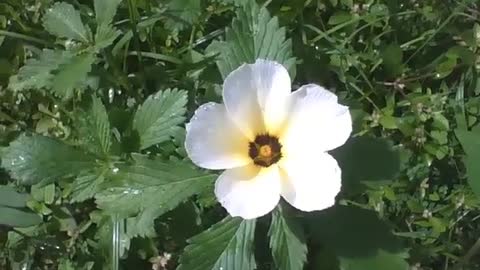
[96,154,215,237]
[133,89,187,150]
[455,128,480,197]
[51,53,95,98]
[206,2,296,79]
[0,186,42,227]
[42,2,90,42]
[8,49,72,92]
[1,0,480,269]
[1,134,95,185]
[177,216,256,270]
[77,96,112,156]
[268,206,307,270]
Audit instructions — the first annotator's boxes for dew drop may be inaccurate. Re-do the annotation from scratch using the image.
[19,156,25,161]
[112,167,119,174]
[108,88,115,103]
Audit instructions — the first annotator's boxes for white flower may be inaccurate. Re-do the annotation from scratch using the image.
[185,59,352,219]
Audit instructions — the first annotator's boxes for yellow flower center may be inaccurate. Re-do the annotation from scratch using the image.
[259,145,272,158]
[248,134,282,167]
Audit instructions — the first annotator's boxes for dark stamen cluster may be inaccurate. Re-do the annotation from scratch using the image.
[248,134,282,167]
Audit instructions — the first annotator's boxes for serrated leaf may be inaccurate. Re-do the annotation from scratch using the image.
[206,2,296,79]
[177,216,256,270]
[8,49,72,92]
[51,53,95,99]
[165,0,201,31]
[455,128,480,197]
[95,154,215,237]
[94,23,121,50]
[0,206,42,227]
[1,134,96,185]
[43,2,90,42]
[77,96,112,156]
[70,173,104,203]
[268,206,307,270]
[133,89,187,150]
[0,186,29,208]
[94,0,122,26]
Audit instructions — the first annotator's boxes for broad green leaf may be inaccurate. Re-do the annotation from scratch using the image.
[332,136,400,192]
[268,206,307,270]
[42,2,90,42]
[307,205,404,257]
[70,173,104,203]
[77,96,112,156]
[51,53,95,99]
[339,250,409,270]
[381,44,403,77]
[0,206,42,227]
[455,128,480,197]
[165,0,201,31]
[94,23,121,50]
[95,154,215,237]
[206,2,296,79]
[94,0,122,26]
[1,134,96,185]
[177,216,256,270]
[0,186,28,208]
[133,89,187,150]
[8,49,72,92]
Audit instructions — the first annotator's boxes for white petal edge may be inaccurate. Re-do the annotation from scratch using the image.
[185,102,251,170]
[279,152,342,212]
[215,164,281,219]
[223,59,291,139]
[281,84,352,155]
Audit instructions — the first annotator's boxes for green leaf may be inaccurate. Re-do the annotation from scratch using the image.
[339,250,409,270]
[455,128,480,197]
[42,2,90,42]
[308,205,404,257]
[70,173,104,203]
[51,53,95,99]
[8,49,72,92]
[268,206,307,270]
[94,0,122,26]
[1,134,96,185]
[133,89,187,150]
[77,96,112,156]
[165,0,201,31]
[95,154,215,237]
[332,136,400,192]
[177,216,256,270]
[0,206,42,227]
[379,115,398,129]
[94,23,121,50]
[381,44,403,77]
[206,2,296,79]
[0,186,29,208]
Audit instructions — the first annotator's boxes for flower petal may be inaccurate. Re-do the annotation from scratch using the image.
[185,102,251,170]
[215,164,281,219]
[279,153,341,212]
[281,84,352,155]
[223,59,291,138]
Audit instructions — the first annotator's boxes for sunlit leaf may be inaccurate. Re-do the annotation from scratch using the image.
[43,2,90,42]
[177,216,256,270]
[0,206,42,227]
[77,96,112,156]
[1,134,96,185]
[455,128,480,197]
[268,206,307,270]
[51,53,95,99]
[206,2,296,79]
[95,154,215,237]
[133,89,187,150]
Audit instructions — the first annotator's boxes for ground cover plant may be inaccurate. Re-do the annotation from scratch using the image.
[1,0,480,269]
